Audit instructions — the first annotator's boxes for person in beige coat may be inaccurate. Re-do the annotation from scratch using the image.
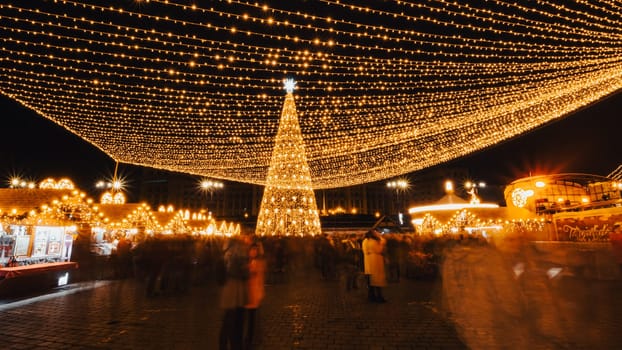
[362,229,387,303]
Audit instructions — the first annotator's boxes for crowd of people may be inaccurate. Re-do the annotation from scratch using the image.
[70,230,489,349]
[67,227,622,349]
[76,230,490,292]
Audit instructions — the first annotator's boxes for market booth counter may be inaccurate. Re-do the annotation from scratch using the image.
[0,225,78,298]
[0,261,78,298]
[0,185,96,297]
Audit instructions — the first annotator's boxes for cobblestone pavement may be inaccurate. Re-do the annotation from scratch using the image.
[441,245,622,350]
[2,264,622,349]
[0,268,463,350]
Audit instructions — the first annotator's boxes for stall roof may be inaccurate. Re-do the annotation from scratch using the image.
[0,188,74,215]
[96,204,191,229]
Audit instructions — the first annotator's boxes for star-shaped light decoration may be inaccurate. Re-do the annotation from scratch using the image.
[284,78,296,93]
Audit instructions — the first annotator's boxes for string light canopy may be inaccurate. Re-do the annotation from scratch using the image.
[1,1,621,189]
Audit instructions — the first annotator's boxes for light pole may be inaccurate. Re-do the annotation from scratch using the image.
[97,161,126,204]
[387,178,409,216]
[464,180,486,204]
[199,178,224,215]
[200,179,224,199]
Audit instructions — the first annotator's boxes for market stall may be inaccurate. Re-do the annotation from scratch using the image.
[0,185,84,296]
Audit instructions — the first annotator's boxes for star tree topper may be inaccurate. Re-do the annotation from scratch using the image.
[284,78,296,93]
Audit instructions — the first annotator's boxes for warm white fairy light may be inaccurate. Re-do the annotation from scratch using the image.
[1,1,621,188]
[256,91,321,236]
[39,178,75,190]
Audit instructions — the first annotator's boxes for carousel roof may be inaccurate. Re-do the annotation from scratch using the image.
[435,194,469,205]
[409,192,499,216]
[421,207,536,224]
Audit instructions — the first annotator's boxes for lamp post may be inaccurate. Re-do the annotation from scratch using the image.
[97,161,126,204]
[387,178,409,216]
[199,178,224,215]
[200,179,224,199]
[9,177,35,189]
[464,180,486,204]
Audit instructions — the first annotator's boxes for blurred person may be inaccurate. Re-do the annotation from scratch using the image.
[272,238,288,283]
[115,234,132,279]
[142,237,166,297]
[362,229,387,303]
[610,224,622,274]
[319,234,337,280]
[385,234,401,282]
[219,235,251,350]
[108,237,120,278]
[245,241,266,349]
[343,235,362,291]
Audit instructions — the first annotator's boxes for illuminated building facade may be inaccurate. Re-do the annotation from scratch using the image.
[504,173,622,214]
[503,173,622,242]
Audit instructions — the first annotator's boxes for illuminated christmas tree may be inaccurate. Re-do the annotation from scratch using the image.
[255,80,322,236]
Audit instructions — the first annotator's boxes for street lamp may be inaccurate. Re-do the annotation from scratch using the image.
[200,179,224,195]
[464,180,486,192]
[98,161,126,204]
[199,179,224,216]
[10,177,21,188]
[199,178,224,202]
[9,177,35,189]
[387,178,409,216]
[464,180,486,204]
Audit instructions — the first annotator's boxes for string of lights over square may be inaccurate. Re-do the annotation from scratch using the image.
[0,1,621,188]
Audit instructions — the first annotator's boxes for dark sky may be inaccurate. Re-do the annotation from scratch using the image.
[1,90,621,194]
[0,95,119,193]
[442,90,622,186]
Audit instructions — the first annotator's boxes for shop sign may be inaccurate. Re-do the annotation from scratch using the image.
[554,212,622,241]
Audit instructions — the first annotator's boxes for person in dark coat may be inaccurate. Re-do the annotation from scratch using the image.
[219,235,251,350]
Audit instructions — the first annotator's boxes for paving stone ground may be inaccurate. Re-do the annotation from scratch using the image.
[0,267,462,350]
[1,263,622,350]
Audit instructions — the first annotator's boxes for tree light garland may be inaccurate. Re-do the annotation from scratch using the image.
[256,81,321,236]
[0,1,621,188]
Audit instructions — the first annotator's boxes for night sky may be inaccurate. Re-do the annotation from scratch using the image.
[444,90,622,185]
[1,95,124,193]
[1,90,621,194]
